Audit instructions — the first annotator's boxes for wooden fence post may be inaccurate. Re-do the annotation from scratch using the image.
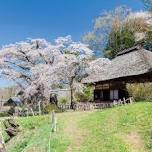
[51,111,57,132]
[130,97,133,104]
[30,108,35,116]
[123,97,126,105]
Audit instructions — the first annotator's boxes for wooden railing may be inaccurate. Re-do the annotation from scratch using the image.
[58,97,134,111]
[113,97,134,106]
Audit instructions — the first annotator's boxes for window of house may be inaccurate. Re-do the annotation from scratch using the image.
[110,90,118,100]
[100,91,103,99]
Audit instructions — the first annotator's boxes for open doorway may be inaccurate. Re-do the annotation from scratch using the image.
[103,90,110,101]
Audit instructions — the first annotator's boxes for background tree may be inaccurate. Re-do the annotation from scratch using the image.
[83,6,152,59]
[105,11,151,58]
[83,6,131,58]
[104,26,135,59]
[142,0,152,51]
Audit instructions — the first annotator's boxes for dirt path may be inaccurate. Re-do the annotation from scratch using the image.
[125,131,145,152]
[64,111,92,152]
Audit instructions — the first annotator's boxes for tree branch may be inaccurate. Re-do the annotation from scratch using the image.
[4,60,30,71]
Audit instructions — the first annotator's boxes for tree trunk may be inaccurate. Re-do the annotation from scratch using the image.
[70,78,74,109]
[38,101,42,116]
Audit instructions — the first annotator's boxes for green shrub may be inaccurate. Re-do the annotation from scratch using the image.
[0,111,9,117]
[43,104,62,113]
[59,97,68,104]
[127,83,152,101]
[75,85,94,102]
[0,106,16,117]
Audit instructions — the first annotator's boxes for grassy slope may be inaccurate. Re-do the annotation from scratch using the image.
[79,102,152,152]
[5,114,70,152]
[3,102,152,152]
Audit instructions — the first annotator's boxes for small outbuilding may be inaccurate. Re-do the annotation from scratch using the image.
[82,45,152,102]
[4,97,23,106]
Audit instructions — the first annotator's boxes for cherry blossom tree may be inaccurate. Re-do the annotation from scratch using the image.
[0,36,93,107]
[53,36,94,108]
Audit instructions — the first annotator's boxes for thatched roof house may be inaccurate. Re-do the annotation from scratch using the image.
[83,45,152,83]
[83,45,152,102]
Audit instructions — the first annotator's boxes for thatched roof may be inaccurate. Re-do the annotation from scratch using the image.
[82,58,111,83]
[82,46,152,83]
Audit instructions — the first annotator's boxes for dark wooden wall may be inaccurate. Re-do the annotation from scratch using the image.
[95,72,152,86]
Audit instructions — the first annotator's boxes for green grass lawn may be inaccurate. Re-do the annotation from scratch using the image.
[2,102,152,152]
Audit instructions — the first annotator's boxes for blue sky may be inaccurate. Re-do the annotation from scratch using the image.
[0,0,144,87]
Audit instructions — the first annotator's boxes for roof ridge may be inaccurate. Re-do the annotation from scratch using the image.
[116,45,141,56]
